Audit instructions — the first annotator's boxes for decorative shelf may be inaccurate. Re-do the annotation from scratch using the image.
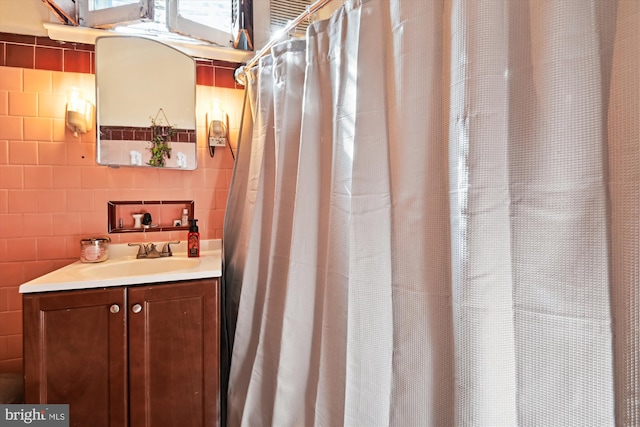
[108,200,194,233]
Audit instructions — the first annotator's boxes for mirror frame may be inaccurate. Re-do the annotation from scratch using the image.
[95,35,198,170]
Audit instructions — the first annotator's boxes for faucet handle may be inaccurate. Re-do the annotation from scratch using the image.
[161,241,181,257]
[128,243,147,258]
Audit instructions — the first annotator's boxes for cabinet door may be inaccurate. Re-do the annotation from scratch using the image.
[128,279,219,427]
[23,288,128,427]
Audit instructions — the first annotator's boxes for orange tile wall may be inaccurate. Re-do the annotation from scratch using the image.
[0,44,244,373]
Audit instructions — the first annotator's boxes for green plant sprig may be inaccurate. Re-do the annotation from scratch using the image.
[147,116,177,167]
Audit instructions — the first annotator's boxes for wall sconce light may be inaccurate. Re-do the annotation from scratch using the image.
[207,104,229,157]
[66,87,95,137]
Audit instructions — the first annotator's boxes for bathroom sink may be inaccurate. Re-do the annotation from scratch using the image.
[70,257,201,279]
[19,240,222,294]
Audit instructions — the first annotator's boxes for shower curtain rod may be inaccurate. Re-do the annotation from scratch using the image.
[234,0,335,84]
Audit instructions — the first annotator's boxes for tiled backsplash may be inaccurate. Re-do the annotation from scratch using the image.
[0,32,244,89]
[0,32,94,73]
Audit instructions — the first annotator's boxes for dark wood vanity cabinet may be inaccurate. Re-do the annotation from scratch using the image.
[23,278,220,427]
[23,287,128,426]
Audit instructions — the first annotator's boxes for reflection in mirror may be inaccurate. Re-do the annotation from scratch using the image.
[95,36,197,170]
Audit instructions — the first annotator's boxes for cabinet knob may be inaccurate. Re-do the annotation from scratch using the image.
[131,303,143,314]
[109,304,120,314]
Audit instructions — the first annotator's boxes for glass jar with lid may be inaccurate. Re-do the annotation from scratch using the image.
[80,236,111,263]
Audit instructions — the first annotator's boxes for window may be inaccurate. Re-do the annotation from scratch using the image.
[76,0,234,47]
[42,0,321,56]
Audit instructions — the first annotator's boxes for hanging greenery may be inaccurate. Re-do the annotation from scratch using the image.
[148,108,176,167]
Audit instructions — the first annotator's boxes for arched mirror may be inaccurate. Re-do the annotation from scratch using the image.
[95,36,197,170]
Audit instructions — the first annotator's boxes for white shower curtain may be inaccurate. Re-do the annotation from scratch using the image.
[223,0,639,425]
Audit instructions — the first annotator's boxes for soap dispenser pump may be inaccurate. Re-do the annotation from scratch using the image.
[188,219,200,258]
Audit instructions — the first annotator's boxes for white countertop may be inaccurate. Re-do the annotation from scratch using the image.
[19,239,222,294]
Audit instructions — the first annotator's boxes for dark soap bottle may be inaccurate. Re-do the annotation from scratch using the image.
[188,219,200,258]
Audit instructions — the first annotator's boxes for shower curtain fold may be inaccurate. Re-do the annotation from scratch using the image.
[222,0,639,425]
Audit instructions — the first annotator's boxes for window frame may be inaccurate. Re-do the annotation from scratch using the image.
[167,0,233,47]
[74,0,233,47]
[78,0,153,28]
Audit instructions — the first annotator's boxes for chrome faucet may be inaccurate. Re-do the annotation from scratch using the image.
[128,241,180,259]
